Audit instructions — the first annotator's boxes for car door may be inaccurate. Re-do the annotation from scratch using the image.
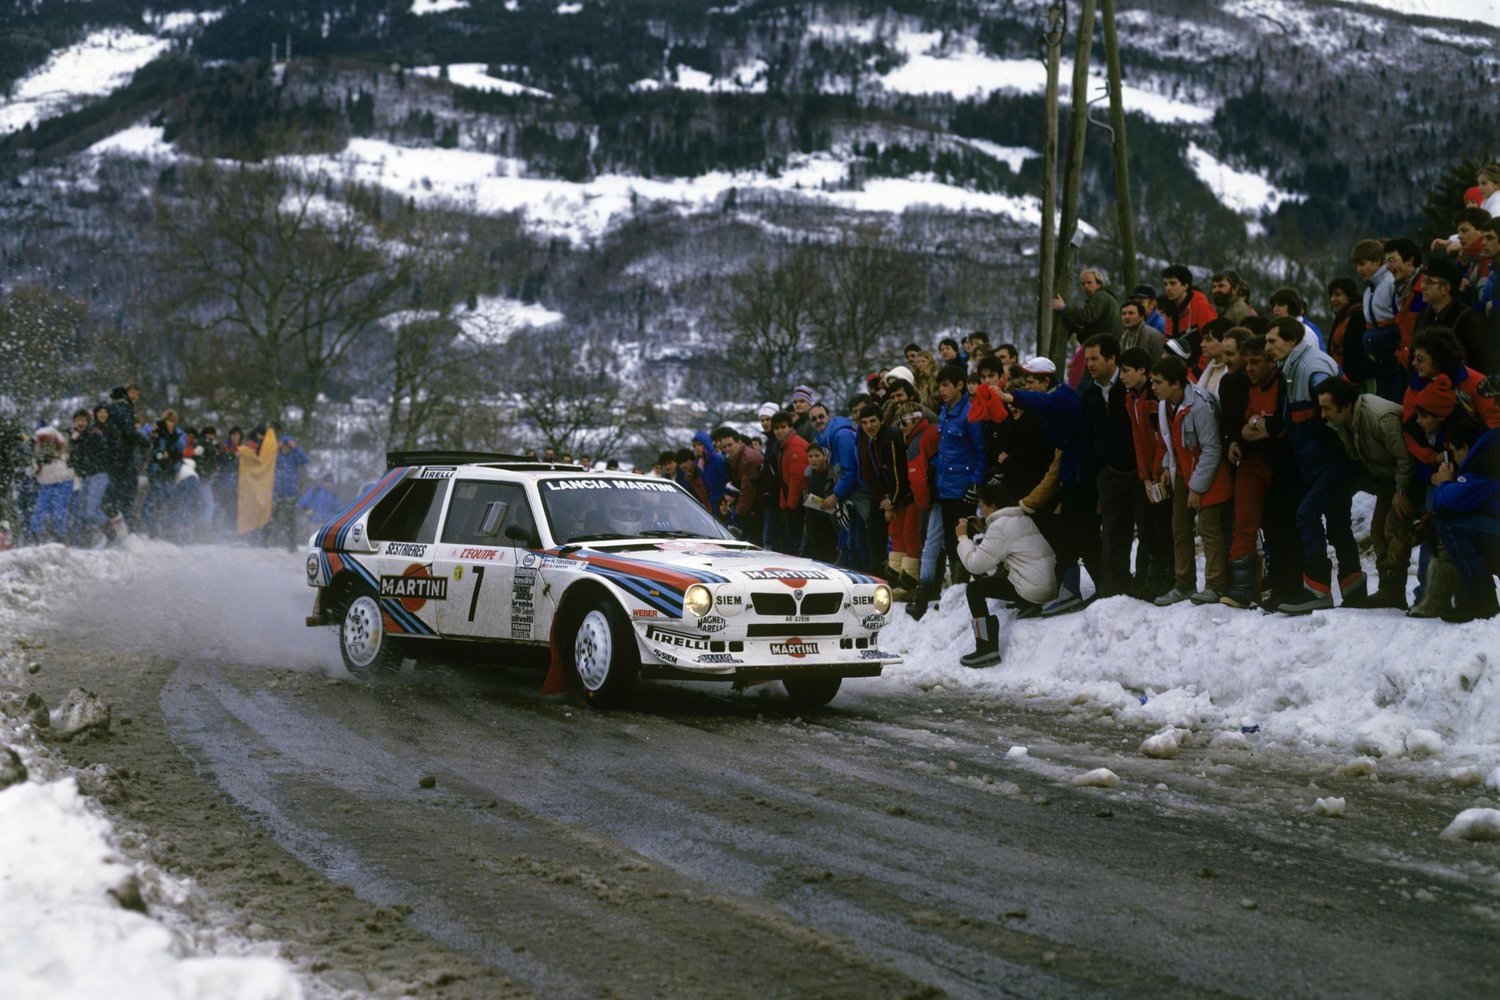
[432,480,540,640]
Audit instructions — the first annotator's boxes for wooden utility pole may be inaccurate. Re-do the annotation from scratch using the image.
[1053,0,1097,367]
[1100,0,1137,294]
[1036,3,1065,362]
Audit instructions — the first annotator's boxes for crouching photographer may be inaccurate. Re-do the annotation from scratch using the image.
[953,480,1059,668]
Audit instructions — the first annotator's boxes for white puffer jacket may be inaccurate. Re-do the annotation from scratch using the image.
[956,507,1057,604]
[32,427,72,486]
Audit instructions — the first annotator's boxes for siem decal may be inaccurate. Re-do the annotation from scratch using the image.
[458,547,498,560]
[386,542,428,557]
[652,650,678,665]
[645,626,712,651]
[379,564,447,611]
[770,638,819,658]
[714,594,743,607]
[696,614,727,633]
[851,594,875,605]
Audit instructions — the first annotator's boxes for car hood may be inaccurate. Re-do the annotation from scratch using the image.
[566,540,884,587]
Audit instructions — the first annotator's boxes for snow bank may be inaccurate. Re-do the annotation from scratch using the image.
[0,779,300,999]
[0,541,328,997]
[876,585,1500,766]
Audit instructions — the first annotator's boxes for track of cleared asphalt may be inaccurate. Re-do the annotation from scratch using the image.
[153,660,1500,999]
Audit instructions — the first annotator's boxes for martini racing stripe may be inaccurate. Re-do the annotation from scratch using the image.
[568,550,731,589]
[336,554,435,637]
[317,467,407,551]
[579,563,683,618]
[836,568,880,585]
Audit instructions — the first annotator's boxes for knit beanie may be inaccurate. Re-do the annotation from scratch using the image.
[1413,375,1457,418]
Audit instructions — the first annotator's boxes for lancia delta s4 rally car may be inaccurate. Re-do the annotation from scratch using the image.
[305,453,900,707]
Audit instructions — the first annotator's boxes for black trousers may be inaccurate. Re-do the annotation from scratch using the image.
[1096,465,1139,599]
[965,571,1022,617]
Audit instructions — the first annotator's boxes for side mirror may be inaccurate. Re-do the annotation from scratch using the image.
[505,523,540,548]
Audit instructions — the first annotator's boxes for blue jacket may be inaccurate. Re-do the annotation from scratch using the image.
[1010,383,1087,484]
[817,416,860,500]
[299,484,343,522]
[1433,429,1500,519]
[147,426,187,482]
[274,444,309,499]
[935,393,986,500]
[693,431,729,507]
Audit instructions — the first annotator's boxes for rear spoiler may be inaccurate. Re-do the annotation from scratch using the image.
[384,449,582,471]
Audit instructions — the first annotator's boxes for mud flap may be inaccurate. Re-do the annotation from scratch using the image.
[541,617,568,694]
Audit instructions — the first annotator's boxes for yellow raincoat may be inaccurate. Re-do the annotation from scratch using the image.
[237,427,277,534]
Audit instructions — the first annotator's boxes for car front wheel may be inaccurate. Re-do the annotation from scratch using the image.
[568,600,639,707]
[782,674,842,708]
[339,591,405,679]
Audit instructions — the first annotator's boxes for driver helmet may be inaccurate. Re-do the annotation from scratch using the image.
[612,493,648,536]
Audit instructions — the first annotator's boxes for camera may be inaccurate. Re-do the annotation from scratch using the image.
[965,516,984,537]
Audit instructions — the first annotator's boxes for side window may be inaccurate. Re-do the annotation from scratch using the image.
[366,478,446,543]
[442,481,536,547]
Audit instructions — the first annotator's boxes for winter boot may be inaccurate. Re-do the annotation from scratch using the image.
[1442,583,1500,624]
[1219,557,1258,609]
[1278,574,1334,615]
[905,579,937,621]
[959,615,1002,668]
[1337,570,1369,608]
[1367,570,1409,610]
[1406,558,1460,619]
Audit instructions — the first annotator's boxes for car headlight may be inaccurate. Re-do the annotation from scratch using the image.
[872,585,892,615]
[306,554,320,583]
[683,584,713,618]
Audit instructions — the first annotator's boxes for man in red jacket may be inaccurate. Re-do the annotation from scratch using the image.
[1158,264,1218,362]
[771,411,808,556]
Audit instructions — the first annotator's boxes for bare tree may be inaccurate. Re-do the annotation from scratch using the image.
[152,163,417,431]
[0,284,94,417]
[712,246,821,401]
[508,326,664,460]
[809,228,924,385]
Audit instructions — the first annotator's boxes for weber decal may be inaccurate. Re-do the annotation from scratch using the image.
[385,542,428,557]
[770,639,819,658]
[645,626,712,651]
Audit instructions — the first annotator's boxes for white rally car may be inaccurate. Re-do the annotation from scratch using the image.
[305,453,899,707]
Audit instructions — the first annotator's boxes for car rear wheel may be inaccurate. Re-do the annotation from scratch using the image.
[568,600,639,707]
[339,590,405,679]
[782,674,842,708]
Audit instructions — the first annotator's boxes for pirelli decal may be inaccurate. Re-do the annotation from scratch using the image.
[379,574,448,600]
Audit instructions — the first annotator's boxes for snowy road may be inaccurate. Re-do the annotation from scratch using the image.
[150,657,1499,998]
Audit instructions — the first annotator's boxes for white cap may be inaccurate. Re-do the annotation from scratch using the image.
[885,364,916,387]
[1021,356,1057,375]
[757,402,780,419]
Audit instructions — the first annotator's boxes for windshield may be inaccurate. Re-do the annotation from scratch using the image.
[539,477,731,545]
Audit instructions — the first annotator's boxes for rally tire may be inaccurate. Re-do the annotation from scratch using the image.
[782,674,842,709]
[567,599,639,708]
[338,590,405,680]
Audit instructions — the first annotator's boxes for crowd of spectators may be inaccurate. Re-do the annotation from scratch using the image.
[658,170,1500,666]
[0,384,323,551]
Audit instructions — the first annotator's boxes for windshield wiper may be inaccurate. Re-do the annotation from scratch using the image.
[560,533,620,544]
[638,529,704,538]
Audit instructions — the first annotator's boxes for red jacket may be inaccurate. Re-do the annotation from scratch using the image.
[904,418,940,510]
[1402,365,1500,465]
[778,432,809,511]
[1167,393,1233,506]
[967,383,1009,423]
[1126,385,1163,483]
[1161,288,1218,340]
